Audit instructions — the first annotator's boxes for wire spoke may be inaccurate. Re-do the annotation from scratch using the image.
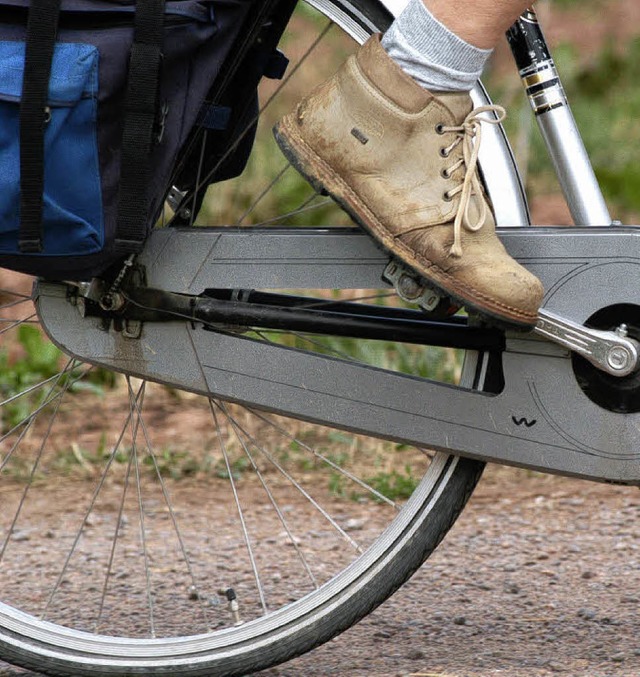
[0,363,92,454]
[246,407,397,509]
[252,328,371,364]
[93,381,150,632]
[217,403,362,553]
[234,162,292,226]
[0,362,80,410]
[127,378,156,638]
[211,400,268,615]
[217,401,319,589]
[125,378,211,631]
[41,378,145,623]
[0,316,39,329]
[252,194,333,227]
[0,288,32,301]
[0,359,75,567]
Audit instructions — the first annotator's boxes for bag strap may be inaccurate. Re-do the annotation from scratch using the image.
[18,0,62,253]
[115,0,166,255]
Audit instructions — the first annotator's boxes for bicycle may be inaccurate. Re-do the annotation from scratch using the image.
[0,0,635,675]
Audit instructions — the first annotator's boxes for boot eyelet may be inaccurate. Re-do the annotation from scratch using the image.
[443,191,453,202]
[439,147,450,158]
[435,123,445,135]
[440,168,451,180]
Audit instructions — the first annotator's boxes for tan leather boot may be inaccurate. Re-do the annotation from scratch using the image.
[274,35,543,327]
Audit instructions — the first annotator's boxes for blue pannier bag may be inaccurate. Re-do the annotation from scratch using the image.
[0,0,259,279]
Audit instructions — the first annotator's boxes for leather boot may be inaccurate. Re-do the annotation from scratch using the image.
[273,35,543,328]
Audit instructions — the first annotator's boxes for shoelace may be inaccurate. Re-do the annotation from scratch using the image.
[439,104,506,257]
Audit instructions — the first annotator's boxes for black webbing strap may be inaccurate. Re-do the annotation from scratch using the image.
[115,0,166,255]
[18,0,62,253]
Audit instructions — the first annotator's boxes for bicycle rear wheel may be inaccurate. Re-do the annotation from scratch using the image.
[0,1,523,674]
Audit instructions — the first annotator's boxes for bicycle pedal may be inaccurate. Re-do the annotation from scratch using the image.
[383,260,454,314]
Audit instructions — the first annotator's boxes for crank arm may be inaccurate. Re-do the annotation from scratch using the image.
[535,308,640,377]
[383,258,640,379]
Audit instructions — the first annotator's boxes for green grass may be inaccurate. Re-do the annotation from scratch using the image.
[0,325,116,433]
[330,463,420,502]
[0,325,73,431]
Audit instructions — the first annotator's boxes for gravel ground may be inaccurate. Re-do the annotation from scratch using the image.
[1,464,639,677]
[261,465,640,677]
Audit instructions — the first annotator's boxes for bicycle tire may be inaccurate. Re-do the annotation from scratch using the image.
[0,1,523,674]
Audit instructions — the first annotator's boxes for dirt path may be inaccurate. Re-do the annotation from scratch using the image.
[1,465,639,677]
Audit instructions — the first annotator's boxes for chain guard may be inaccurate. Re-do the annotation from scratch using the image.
[36,226,640,484]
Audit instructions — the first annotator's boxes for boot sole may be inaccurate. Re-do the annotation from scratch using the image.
[273,116,537,330]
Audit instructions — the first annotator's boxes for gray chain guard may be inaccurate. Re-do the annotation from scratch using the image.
[36,226,640,484]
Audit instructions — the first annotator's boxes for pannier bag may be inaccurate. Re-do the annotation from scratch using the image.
[0,0,256,279]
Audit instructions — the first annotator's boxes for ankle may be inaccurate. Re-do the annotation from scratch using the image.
[381,0,492,92]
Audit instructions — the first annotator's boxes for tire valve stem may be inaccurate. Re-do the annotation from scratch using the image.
[225,588,244,626]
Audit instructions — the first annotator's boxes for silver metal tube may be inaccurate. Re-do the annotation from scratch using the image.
[507,9,612,226]
[537,104,612,225]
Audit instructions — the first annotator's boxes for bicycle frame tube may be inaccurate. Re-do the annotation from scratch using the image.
[507,9,611,226]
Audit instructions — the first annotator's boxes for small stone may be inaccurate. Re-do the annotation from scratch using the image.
[407,649,425,660]
[611,652,625,663]
[453,616,467,625]
[373,631,393,639]
[548,661,565,672]
[581,571,594,580]
[343,518,366,532]
[577,608,597,620]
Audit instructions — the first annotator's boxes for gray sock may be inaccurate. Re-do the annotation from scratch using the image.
[381,0,492,92]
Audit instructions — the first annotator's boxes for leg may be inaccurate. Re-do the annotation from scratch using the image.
[275,1,543,327]
[425,0,533,49]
